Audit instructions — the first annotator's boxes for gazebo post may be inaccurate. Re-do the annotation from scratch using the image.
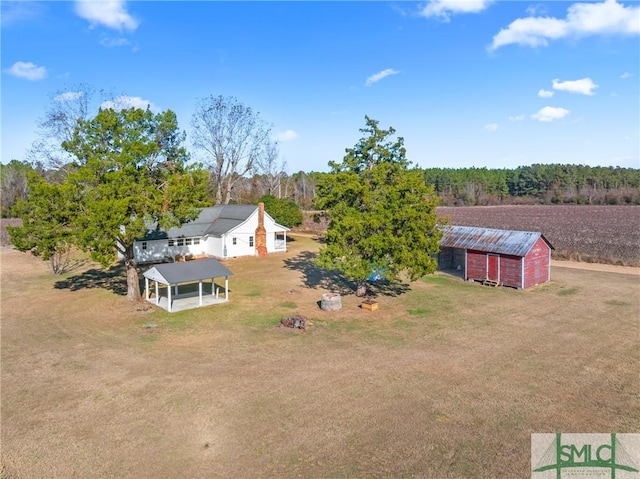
[174,284,178,296]
[145,277,150,301]
[168,283,172,312]
[199,280,203,306]
[211,278,216,297]
[155,281,159,305]
[225,276,229,301]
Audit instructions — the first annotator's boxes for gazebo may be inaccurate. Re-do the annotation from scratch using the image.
[142,258,234,312]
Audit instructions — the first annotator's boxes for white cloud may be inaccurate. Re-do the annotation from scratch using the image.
[552,77,598,95]
[365,68,400,86]
[101,95,157,111]
[274,130,298,143]
[55,91,84,102]
[538,89,555,98]
[509,114,525,121]
[419,0,493,21]
[526,4,549,17]
[485,123,498,131]
[531,106,570,122]
[75,0,138,31]
[100,36,130,47]
[490,0,640,50]
[4,61,47,81]
[621,71,632,79]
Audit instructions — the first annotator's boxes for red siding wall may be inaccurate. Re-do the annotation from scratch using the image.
[466,250,487,281]
[465,237,551,289]
[523,237,551,288]
[499,254,522,289]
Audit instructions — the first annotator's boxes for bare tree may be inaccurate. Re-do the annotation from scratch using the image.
[191,95,272,204]
[27,84,96,170]
[254,141,287,198]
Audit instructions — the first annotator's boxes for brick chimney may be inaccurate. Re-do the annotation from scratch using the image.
[255,202,268,257]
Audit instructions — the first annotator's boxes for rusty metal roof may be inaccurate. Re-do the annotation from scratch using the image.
[439,225,554,257]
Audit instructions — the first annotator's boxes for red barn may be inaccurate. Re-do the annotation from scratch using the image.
[438,226,554,289]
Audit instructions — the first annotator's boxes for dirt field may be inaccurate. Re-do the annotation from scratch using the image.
[1,236,639,478]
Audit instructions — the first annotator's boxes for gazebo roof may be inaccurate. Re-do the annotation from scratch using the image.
[143,258,234,285]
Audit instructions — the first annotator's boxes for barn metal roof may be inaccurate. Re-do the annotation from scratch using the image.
[143,258,234,285]
[439,225,553,257]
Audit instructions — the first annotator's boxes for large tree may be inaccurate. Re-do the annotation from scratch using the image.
[191,95,274,204]
[315,116,442,296]
[7,171,75,274]
[258,194,303,228]
[12,107,208,301]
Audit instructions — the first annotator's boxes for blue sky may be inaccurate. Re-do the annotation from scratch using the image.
[2,0,639,173]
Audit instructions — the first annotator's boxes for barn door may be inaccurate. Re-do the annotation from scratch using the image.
[487,254,500,282]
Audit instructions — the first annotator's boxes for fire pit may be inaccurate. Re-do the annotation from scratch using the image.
[320,292,342,311]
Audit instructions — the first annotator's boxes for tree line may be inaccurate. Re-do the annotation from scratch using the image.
[423,164,640,206]
[4,161,639,219]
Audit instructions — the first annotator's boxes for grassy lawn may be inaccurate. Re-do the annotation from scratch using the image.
[1,235,638,478]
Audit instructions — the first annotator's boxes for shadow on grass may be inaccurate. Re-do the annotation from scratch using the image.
[53,263,129,296]
[283,251,411,297]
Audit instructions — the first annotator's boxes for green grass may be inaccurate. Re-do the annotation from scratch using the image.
[606,299,630,307]
[557,287,579,296]
[279,301,297,309]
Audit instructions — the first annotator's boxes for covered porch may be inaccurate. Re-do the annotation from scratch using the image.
[274,230,287,251]
[143,258,234,313]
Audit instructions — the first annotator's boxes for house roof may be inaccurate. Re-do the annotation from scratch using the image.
[143,258,234,285]
[439,225,554,257]
[142,204,268,240]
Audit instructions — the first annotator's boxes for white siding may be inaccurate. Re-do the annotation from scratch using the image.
[134,237,207,264]
[205,236,223,258]
[132,206,288,263]
[222,211,259,258]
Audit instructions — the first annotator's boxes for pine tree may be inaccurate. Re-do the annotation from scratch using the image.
[315,116,442,296]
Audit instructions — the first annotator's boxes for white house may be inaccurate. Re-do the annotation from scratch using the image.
[133,203,289,264]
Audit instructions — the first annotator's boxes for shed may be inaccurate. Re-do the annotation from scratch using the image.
[438,225,554,289]
[143,258,234,312]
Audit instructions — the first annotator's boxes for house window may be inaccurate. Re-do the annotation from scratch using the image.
[249,236,254,247]
[185,238,192,246]
[177,238,184,246]
[168,239,175,247]
[193,238,200,245]
[232,237,237,246]
[142,241,147,250]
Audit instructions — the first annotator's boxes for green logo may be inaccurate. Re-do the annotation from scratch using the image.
[532,433,639,478]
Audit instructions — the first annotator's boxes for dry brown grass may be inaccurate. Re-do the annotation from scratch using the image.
[1,236,638,478]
